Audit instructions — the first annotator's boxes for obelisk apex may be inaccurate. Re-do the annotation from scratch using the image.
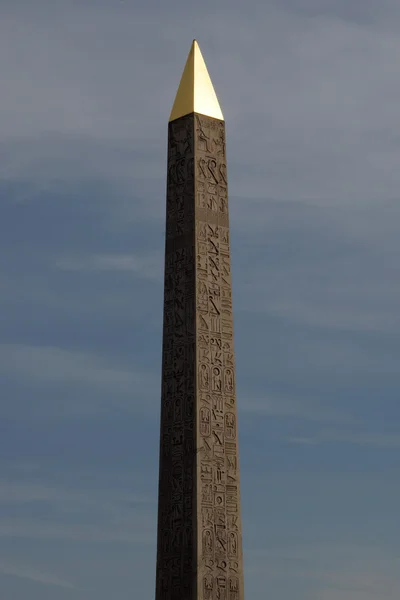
[169,40,224,122]
[156,40,244,600]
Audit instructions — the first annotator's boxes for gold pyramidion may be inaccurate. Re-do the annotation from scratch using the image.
[169,40,224,122]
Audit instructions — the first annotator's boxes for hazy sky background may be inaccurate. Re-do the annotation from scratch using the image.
[1,0,400,598]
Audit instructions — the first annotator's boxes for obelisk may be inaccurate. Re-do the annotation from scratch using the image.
[155,40,244,600]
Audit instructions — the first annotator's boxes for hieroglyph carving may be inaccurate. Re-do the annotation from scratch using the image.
[195,114,244,600]
[156,113,244,600]
[156,114,196,600]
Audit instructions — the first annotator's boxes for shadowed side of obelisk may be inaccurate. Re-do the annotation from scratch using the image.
[156,113,197,600]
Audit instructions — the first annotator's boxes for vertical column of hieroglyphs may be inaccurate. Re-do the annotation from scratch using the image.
[156,114,196,600]
[195,114,244,600]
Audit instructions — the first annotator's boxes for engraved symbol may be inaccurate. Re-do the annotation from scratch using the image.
[228,514,239,531]
[209,296,221,315]
[201,464,213,481]
[202,483,213,504]
[174,397,182,421]
[199,364,210,391]
[197,281,208,312]
[219,163,227,184]
[199,314,209,331]
[229,560,239,572]
[201,393,211,405]
[219,186,227,199]
[224,368,234,393]
[198,221,207,240]
[199,333,210,347]
[212,367,222,392]
[215,508,226,526]
[224,350,234,365]
[203,529,214,555]
[198,158,208,179]
[185,394,194,421]
[226,441,237,454]
[229,577,239,600]
[208,182,218,196]
[226,485,238,513]
[211,336,222,349]
[208,159,219,184]
[221,318,232,338]
[221,228,229,245]
[216,579,227,600]
[201,438,213,461]
[198,191,207,208]
[208,195,218,211]
[213,399,224,421]
[210,315,221,333]
[215,526,227,554]
[217,560,228,573]
[213,429,224,446]
[203,575,213,600]
[200,407,211,437]
[228,532,238,557]
[199,347,210,363]
[176,158,186,183]
[212,349,223,365]
[208,238,219,254]
[198,240,207,255]
[227,454,237,482]
[222,255,231,277]
[214,129,226,157]
[225,412,236,440]
[202,507,214,528]
[214,464,225,484]
[209,255,219,282]
[172,428,183,446]
[196,115,210,152]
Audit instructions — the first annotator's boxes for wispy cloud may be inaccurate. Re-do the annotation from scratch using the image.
[0,343,151,390]
[284,430,400,448]
[247,543,400,600]
[0,561,76,590]
[0,344,158,417]
[0,480,151,507]
[239,393,348,422]
[56,253,162,280]
[0,477,155,545]
[0,519,154,544]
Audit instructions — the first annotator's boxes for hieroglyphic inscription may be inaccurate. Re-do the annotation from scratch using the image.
[156,114,196,600]
[195,115,244,600]
[156,113,244,600]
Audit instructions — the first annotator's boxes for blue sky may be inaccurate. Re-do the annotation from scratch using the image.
[1,0,400,598]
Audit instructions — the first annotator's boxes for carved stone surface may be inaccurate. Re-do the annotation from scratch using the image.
[156,113,244,600]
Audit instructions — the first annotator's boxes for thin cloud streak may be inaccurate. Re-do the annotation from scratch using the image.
[0,344,154,393]
[239,393,349,423]
[285,431,400,448]
[0,561,76,590]
[56,253,162,280]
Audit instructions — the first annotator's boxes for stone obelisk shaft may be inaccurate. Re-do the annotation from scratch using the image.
[156,41,244,600]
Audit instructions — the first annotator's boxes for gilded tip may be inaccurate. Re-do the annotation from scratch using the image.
[169,40,224,122]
